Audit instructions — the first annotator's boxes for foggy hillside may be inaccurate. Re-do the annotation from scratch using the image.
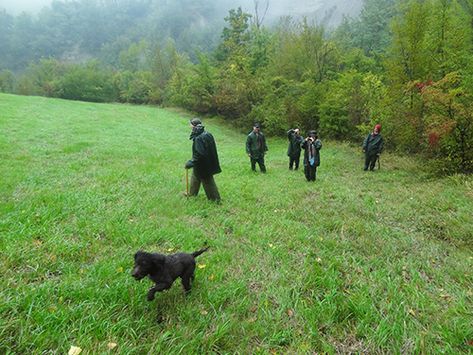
[2,0,362,25]
[0,0,363,71]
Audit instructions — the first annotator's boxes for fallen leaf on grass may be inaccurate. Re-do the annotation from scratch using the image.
[316,257,322,263]
[68,346,82,355]
[286,309,294,317]
[197,264,206,269]
[200,310,208,315]
[107,342,117,350]
[408,309,416,316]
[116,267,123,273]
[440,293,451,300]
[209,274,215,281]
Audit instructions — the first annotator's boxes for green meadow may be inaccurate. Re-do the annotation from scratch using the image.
[0,93,472,353]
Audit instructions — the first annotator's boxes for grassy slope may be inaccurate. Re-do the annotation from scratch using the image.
[0,93,472,353]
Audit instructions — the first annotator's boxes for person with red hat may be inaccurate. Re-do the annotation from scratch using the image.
[362,123,384,171]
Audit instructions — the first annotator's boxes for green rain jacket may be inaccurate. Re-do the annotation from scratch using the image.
[363,133,384,156]
[188,125,221,179]
[246,131,268,159]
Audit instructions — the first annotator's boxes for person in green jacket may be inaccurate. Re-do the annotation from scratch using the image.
[287,128,303,170]
[301,130,322,181]
[185,118,221,201]
[362,123,384,171]
[246,123,268,173]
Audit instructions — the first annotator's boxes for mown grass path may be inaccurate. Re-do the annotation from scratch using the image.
[1,93,472,353]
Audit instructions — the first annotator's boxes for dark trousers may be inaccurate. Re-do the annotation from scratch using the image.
[250,156,266,172]
[289,154,301,170]
[189,172,221,201]
[364,154,378,171]
[304,164,317,181]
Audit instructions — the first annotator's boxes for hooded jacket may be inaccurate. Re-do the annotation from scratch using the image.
[189,124,221,179]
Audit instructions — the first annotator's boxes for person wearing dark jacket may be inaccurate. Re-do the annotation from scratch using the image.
[185,118,221,201]
[301,130,322,181]
[287,128,303,170]
[246,123,268,173]
[362,124,384,171]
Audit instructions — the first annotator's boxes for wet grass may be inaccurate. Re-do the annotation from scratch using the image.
[0,93,472,353]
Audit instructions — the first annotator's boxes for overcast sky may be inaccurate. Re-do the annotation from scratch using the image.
[0,0,52,14]
[0,0,361,23]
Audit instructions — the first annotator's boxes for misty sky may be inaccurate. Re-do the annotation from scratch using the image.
[0,0,52,14]
[1,0,361,21]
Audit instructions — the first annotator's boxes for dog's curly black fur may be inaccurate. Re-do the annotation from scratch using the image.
[132,247,208,301]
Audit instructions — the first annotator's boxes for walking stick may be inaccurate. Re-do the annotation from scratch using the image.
[185,169,189,197]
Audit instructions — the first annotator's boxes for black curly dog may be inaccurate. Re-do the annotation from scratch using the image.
[132,247,209,301]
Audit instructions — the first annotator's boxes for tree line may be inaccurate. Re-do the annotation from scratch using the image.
[0,0,472,173]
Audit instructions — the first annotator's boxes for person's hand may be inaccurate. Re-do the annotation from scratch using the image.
[248,153,251,158]
[185,160,193,169]
[362,149,366,153]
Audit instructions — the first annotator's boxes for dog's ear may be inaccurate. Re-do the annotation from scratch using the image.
[134,251,142,260]
[151,254,165,268]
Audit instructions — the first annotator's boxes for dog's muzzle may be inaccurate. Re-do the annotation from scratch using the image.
[131,268,146,280]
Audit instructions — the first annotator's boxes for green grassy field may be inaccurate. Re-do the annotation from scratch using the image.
[1,93,472,353]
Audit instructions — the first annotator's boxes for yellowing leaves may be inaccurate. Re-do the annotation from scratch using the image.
[68,346,82,355]
[197,264,206,269]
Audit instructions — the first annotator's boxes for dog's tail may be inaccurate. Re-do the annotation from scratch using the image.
[192,246,209,258]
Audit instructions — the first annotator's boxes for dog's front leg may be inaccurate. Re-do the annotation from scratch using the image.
[147,282,171,301]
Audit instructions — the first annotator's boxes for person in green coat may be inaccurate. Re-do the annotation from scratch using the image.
[301,130,322,181]
[287,128,303,170]
[246,123,268,173]
[362,124,384,171]
[185,118,221,201]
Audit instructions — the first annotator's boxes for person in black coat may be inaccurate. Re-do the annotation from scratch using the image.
[185,118,221,201]
[301,130,322,181]
[246,123,268,173]
[287,128,303,170]
[362,123,384,171]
